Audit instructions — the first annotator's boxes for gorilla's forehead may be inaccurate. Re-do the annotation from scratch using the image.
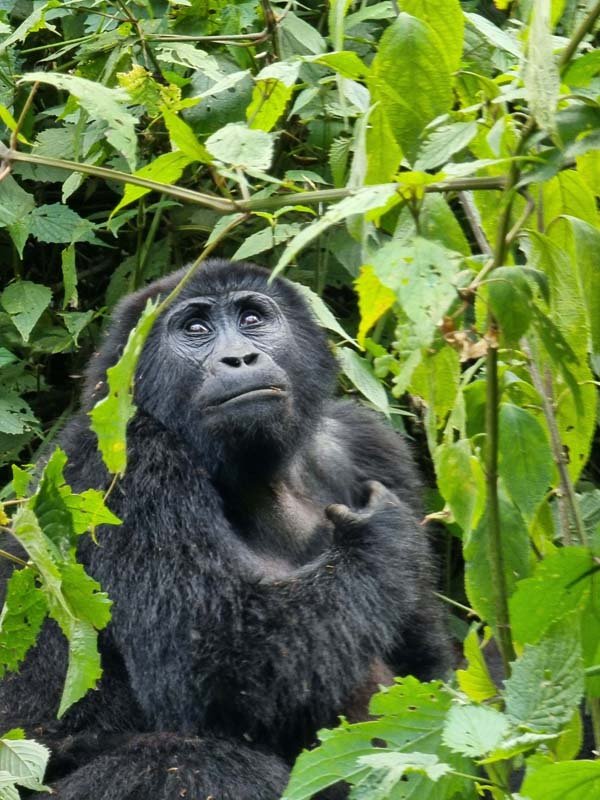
[173,289,276,308]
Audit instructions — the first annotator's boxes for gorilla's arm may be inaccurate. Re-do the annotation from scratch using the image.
[204,482,423,745]
[328,402,450,680]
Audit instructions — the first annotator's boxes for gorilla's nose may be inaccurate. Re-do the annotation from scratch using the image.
[220,352,260,368]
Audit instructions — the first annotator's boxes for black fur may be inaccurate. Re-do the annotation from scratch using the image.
[0,260,449,799]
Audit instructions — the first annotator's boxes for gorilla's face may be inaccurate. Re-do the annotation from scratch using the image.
[134,286,306,479]
[164,289,292,417]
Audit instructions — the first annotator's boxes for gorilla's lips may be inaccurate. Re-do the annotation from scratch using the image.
[206,385,287,410]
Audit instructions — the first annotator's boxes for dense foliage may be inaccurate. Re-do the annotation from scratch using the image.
[0,0,600,797]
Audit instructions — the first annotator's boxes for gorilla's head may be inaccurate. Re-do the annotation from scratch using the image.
[82,260,338,482]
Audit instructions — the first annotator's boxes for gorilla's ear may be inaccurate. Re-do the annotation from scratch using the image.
[79,270,184,411]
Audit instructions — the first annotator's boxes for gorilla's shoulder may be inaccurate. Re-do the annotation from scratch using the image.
[322,400,423,510]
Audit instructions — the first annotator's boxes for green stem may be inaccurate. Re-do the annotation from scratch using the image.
[0,546,27,568]
[590,698,600,759]
[485,346,516,674]
[0,145,508,213]
[559,0,600,70]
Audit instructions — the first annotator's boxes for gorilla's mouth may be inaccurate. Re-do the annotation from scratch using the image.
[207,386,288,410]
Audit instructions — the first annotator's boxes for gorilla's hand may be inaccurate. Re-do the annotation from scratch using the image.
[325,480,406,546]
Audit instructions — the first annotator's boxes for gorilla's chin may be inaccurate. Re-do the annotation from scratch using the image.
[178,395,302,485]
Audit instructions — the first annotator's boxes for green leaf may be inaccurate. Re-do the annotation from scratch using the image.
[90,299,159,474]
[498,404,553,522]
[328,0,352,49]
[0,393,38,436]
[31,448,74,553]
[247,62,300,132]
[63,489,121,535]
[442,704,509,757]
[273,185,400,277]
[205,122,274,170]
[509,547,593,646]
[29,204,97,245]
[355,266,395,347]
[398,0,464,72]
[456,626,497,702]
[504,617,584,734]
[464,12,521,57]
[10,507,65,616]
[368,13,453,162]
[435,440,486,534]
[61,245,77,309]
[521,760,600,800]
[337,348,389,416]
[486,266,533,344]
[365,104,403,183]
[112,150,193,215]
[373,238,462,347]
[162,109,211,162]
[524,0,560,135]
[280,11,326,56]
[0,0,60,54]
[60,564,112,630]
[310,52,369,80]
[284,677,470,800]
[0,176,35,232]
[0,736,50,793]
[464,494,530,628]
[414,121,478,171]
[1,281,51,343]
[11,466,32,499]
[232,223,301,261]
[352,751,451,798]
[560,217,600,370]
[20,72,138,168]
[58,618,102,718]
[293,284,356,345]
[0,569,47,678]
[527,231,596,482]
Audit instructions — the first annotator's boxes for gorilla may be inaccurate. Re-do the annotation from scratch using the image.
[0,259,449,799]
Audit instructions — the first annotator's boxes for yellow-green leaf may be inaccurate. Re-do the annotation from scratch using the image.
[355,266,395,346]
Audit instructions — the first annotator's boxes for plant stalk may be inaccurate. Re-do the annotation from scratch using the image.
[485,345,516,674]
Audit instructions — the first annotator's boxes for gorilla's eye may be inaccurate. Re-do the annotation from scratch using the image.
[185,318,210,335]
[239,309,263,328]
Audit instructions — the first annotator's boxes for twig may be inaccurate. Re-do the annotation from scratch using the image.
[10,81,39,150]
[0,145,508,212]
[146,30,271,45]
[485,343,516,674]
[558,0,600,69]
[0,544,27,568]
[458,191,492,256]
[155,213,250,316]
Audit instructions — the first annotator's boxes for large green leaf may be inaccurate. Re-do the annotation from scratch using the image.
[527,232,596,481]
[284,678,471,800]
[1,281,51,343]
[524,0,560,135]
[273,185,400,277]
[20,72,138,168]
[90,299,159,474]
[0,569,46,678]
[498,403,553,522]
[398,0,463,72]
[435,440,485,535]
[521,761,600,800]
[509,547,593,646]
[368,13,453,162]
[464,493,530,627]
[504,617,584,734]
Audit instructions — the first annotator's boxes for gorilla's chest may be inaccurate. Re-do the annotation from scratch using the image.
[226,482,338,572]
